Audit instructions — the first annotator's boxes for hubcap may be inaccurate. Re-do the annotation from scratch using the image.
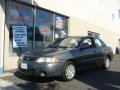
[65,64,75,79]
[105,58,110,68]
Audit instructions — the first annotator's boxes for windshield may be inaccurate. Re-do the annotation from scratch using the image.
[49,37,80,48]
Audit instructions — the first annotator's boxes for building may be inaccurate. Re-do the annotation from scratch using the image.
[0,0,120,74]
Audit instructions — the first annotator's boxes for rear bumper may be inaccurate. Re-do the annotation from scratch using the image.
[18,61,65,77]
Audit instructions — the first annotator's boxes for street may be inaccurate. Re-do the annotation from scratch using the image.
[0,55,120,90]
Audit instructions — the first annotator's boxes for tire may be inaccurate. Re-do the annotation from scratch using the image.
[61,61,76,81]
[101,57,110,70]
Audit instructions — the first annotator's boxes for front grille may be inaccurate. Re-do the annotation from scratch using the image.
[20,68,35,74]
[23,56,36,61]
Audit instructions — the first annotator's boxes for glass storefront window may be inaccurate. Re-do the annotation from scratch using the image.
[55,15,68,40]
[35,9,53,49]
[7,0,68,56]
[8,1,34,55]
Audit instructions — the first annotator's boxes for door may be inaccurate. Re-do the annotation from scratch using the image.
[78,37,98,67]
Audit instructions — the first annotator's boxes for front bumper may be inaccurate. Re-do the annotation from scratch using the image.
[18,61,65,77]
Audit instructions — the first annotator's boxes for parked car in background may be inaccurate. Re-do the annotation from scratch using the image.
[18,36,113,81]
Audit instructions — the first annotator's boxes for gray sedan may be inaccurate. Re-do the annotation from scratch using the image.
[18,36,113,81]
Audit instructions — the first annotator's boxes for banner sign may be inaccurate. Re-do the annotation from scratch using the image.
[56,17,63,29]
[39,25,50,36]
[13,26,27,48]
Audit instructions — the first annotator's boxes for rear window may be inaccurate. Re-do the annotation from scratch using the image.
[95,38,106,47]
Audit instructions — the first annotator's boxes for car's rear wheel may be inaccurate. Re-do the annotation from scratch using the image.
[101,57,110,70]
[62,61,76,81]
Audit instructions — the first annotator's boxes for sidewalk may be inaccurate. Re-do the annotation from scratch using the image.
[0,71,22,90]
[0,79,22,90]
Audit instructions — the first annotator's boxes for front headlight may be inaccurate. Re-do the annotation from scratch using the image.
[36,57,59,63]
[36,57,46,63]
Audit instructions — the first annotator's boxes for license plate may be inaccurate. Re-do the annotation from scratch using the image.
[21,63,28,70]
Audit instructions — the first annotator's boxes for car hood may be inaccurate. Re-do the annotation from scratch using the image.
[24,48,72,58]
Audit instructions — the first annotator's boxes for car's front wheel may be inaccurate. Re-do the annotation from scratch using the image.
[62,61,76,81]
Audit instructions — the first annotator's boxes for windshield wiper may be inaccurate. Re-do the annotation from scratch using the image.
[47,45,68,48]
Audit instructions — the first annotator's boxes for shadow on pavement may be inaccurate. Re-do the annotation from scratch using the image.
[1,71,62,90]
[76,69,120,90]
[0,80,61,90]
[13,71,62,90]
[15,82,61,90]
[1,69,120,90]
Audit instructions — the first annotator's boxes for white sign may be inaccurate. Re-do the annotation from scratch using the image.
[13,26,27,48]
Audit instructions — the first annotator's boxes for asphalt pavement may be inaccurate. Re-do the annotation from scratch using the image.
[0,54,120,90]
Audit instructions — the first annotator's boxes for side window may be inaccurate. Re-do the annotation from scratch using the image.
[81,38,93,48]
[95,38,103,47]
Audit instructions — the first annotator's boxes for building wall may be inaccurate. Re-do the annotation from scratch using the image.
[0,0,5,73]
[4,15,19,71]
[4,21,19,70]
[4,25,19,70]
[69,17,120,53]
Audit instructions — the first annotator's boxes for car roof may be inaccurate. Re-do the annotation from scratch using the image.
[68,36,97,39]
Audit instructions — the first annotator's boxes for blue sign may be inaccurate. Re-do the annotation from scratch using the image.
[13,26,27,48]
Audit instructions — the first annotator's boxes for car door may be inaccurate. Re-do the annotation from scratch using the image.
[93,38,109,62]
[77,37,99,66]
